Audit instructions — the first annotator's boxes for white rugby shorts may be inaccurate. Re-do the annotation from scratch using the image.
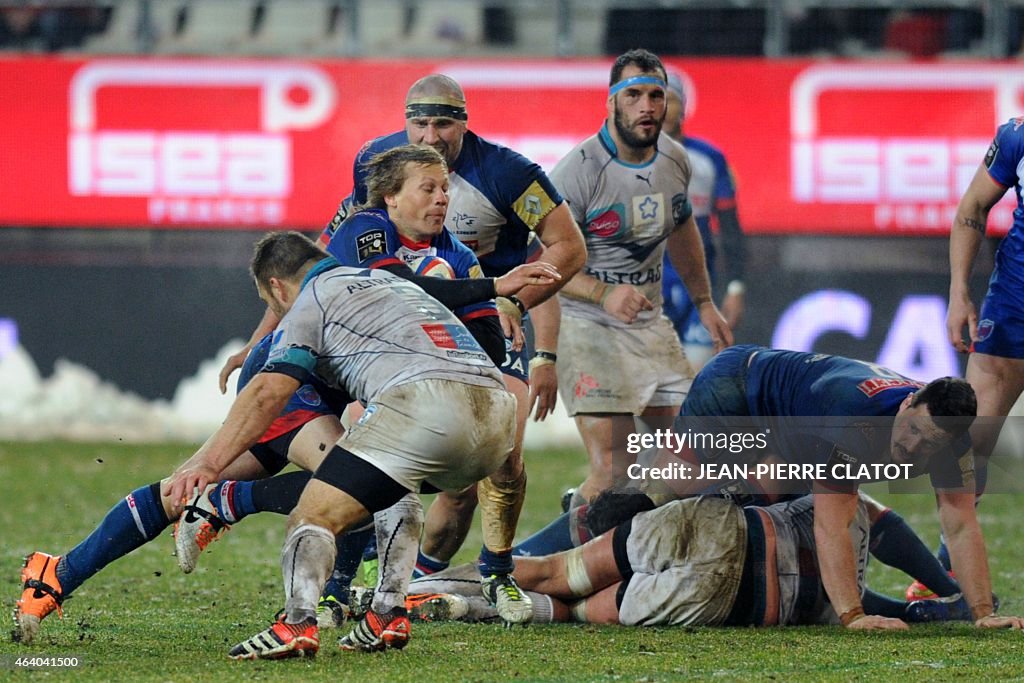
[340,378,516,493]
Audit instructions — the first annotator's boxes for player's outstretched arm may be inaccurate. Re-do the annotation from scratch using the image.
[495,261,561,297]
[165,372,299,511]
[813,489,908,631]
[560,270,652,324]
[934,489,1018,628]
[947,164,1006,352]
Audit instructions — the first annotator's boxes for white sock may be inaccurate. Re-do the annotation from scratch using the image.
[281,524,336,623]
[528,591,554,623]
[372,493,423,614]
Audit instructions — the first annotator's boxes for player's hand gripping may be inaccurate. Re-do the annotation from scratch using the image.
[946,290,979,354]
[163,460,219,516]
[494,261,561,297]
[602,284,653,324]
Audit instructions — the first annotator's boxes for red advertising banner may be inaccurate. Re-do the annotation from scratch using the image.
[0,57,1016,234]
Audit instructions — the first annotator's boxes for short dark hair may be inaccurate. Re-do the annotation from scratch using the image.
[910,376,977,437]
[609,48,666,87]
[250,231,324,289]
[362,144,447,210]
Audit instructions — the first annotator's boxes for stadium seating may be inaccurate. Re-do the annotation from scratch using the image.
[156,0,258,55]
[253,0,347,56]
[81,0,186,54]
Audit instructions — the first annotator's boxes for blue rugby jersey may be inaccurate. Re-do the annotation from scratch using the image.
[325,207,496,324]
[320,130,562,278]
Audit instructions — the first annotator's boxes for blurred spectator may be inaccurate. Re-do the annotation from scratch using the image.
[483,5,514,46]
[945,8,984,54]
[788,6,890,56]
[604,7,764,56]
[882,10,947,57]
[0,3,107,52]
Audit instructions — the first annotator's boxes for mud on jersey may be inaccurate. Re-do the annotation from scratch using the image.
[263,259,503,405]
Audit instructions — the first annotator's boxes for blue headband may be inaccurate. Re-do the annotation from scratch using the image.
[609,75,666,97]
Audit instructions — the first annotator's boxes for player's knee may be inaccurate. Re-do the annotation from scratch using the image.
[493,450,525,478]
[438,485,479,511]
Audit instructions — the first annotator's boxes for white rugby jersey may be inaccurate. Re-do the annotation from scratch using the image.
[264,259,503,404]
[551,125,693,328]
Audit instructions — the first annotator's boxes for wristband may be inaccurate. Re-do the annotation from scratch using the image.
[529,356,555,371]
[839,606,866,627]
[507,295,527,316]
[971,602,995,621]
[692,294,712,307]
[533,350,557,363]
[598,284,614,306]
[726,280,746,297]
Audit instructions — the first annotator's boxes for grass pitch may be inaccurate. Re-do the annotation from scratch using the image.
[1,441,1023,682]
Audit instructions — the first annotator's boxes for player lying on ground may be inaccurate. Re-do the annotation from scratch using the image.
[510,487,994,623]
[645,345,1002,630]
[405,492,1024,630]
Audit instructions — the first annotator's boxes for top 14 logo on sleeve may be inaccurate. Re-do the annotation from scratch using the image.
[67,61,336,226]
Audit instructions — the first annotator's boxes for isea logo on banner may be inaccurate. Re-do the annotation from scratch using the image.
[67,61,336,225]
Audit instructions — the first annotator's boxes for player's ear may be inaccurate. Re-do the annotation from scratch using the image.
[268,277,285,302]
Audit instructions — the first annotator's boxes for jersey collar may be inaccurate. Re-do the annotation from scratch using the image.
[598,121,659,169]
[300,256,340,290]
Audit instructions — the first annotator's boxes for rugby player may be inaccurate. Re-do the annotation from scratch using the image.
[13,333,350,645]
[660,70,746,371]
[165,232,520,660]
[906,116,1024,598]
[409,492,1023,630]
[669,345,1009,630]
[550,49,732,510]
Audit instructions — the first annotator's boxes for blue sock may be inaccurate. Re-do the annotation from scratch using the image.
[937,536,951,572]
[513,511,574,557]
[322,527,372,604]
[363,533,378,562]
[862,589,907,618]
[870,510,959,597]
[412,551,449,578]
[57,483,170,595]
[478,547,514,576]
[207,480,256,523]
